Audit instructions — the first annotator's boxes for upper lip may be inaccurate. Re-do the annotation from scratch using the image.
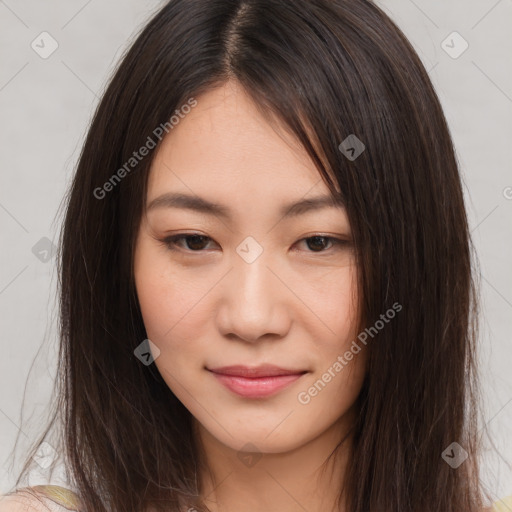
[207,364,307,378]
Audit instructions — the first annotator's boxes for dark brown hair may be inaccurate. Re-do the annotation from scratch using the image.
[9,0,494,510]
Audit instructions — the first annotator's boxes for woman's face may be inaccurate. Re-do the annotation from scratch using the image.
[134,80,367,455]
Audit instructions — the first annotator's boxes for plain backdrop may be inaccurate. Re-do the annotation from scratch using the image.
[1,0,511,503]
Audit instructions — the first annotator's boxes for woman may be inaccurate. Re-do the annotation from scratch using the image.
[1,0,509,511]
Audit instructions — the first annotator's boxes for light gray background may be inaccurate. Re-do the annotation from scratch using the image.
[1,0,511,503]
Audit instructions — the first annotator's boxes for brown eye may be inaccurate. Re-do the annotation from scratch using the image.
[304,236,332,252]
[161,233,348,255]
[163,234,214,252]
[297,235,348,253]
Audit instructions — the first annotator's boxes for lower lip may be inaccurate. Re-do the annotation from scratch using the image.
[209,371,305,398]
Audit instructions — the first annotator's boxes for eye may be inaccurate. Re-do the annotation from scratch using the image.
[162,233,216,252]
[161,233,349,254]
[294,235,348,253]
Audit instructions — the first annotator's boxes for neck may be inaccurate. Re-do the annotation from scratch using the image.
[192,408,356,512]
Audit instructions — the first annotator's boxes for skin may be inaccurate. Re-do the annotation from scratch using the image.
[134,79,368,512]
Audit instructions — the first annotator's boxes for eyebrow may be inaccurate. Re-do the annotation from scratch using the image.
[146,192,345,220]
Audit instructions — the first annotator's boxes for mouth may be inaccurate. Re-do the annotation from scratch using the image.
[206,364,308,398]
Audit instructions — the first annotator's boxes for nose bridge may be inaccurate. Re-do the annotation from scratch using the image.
[217,241,289,342]
[235,248,272,304]
[234,234,274,301]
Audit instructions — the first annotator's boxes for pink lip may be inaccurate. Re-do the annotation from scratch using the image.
[207,365,307,398]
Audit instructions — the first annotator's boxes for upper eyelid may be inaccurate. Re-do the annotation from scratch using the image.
[162,233,348,251]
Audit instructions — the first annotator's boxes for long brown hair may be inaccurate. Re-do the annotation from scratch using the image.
[9,0,493,510]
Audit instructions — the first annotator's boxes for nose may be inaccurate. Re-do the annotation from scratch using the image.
[215,254,291,343]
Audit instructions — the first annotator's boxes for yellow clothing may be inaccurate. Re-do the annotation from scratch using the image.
[493,495,512,511]
[1,485,511,511]
[0,485,80,511]
[30,485,81,509]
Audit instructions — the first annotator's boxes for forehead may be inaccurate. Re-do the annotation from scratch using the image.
[147,80,334,205]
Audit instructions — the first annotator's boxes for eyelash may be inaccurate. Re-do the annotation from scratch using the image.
[160,233,349,255]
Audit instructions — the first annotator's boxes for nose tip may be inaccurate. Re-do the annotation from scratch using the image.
[221,298,283,343]
[216,258,291,343]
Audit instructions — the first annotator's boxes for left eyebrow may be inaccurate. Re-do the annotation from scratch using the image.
[280,194,345,219]
[146,192,345,220]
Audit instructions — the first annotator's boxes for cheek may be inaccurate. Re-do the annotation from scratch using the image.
[134,234,196,338]
[133,235,216,377]
[294,262,359,344]
[296,264,365,401]
[322,269,357,332]
[134,246,173,339]
[134,249,172,367]
[134,240,213,410]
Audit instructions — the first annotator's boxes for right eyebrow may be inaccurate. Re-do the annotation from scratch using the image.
[146,192,231,219]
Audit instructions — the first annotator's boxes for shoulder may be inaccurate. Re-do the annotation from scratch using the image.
[0,485,81,511]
